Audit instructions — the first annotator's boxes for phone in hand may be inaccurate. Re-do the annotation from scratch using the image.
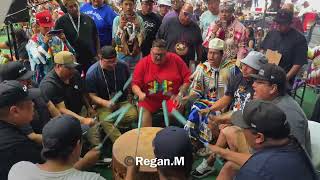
[47,29,63,35]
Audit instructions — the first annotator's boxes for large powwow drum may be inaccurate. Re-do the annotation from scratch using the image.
[112,127,163,180]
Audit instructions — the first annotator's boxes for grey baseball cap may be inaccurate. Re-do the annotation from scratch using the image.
[240,51,268,70]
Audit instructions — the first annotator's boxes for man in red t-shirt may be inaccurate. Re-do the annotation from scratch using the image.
[132,39,191,127]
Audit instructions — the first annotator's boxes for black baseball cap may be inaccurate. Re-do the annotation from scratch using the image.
[274,9,293,25]
[250,63,287,86]
[0,62,33,82]
[0,80,41,108]
[231,100,290,139]
[42,115,82,153]
[101,46,117,59]
[153,127,193,170]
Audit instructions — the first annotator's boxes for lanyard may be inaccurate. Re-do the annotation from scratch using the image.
[68,13,81,37]
[100,63,117,100]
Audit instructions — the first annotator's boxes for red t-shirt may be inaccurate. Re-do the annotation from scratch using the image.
[133,52,191,112]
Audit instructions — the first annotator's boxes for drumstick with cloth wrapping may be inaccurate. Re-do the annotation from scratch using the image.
[165,99,188,125]
[103,107,123,122]
[95,104,132,150]
[92,105,126,133]
[134,107,144,158]
[162,100,170,127]
[110,74,133,104]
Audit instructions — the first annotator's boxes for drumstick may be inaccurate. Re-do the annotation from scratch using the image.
[122,74,133,91]
[110,91,123,104]
[162,100,170,127]
[134,107,144,158]
[95,104,132,150]
[171,110,187,125]
[110,74,133,104]
[102,107,123,122]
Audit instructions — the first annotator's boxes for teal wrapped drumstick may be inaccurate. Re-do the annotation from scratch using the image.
[102,107,123,122]
[138,107,144,129]
[162,100,170,127]
[110,74,132,104]
[114,104,131,127]
[135,107,144,157]
[110,91,123,104]
[171,110,187,125]
[123,74,133,91]
[96,104,132,150]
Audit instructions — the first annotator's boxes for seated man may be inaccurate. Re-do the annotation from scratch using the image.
[8,115,104,180]
[0,80,43,180]
[203,64,312,180]
[40,51,95,126]
[132,39,191,127]
[86,46,137,129]
[0,61,61,144]
[192,51,267,178]
[230,100,318,180]
[185,38,233,145]
[41,51,121,145]
[251,64,311,154]
[126,127,193,180]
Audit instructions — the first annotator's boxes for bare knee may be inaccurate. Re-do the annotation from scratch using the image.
[221,126,246,152]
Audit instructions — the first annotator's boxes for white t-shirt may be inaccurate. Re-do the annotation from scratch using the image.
[8,161,106,180]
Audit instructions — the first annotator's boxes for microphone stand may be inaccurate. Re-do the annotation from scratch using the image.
[4,0,52,61]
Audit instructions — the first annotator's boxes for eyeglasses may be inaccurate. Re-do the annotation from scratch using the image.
[101,57,117,64]
[254,80,271,85]
[183,11,193,18]
[153,53,165,60]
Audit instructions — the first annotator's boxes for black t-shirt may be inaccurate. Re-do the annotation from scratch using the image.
[137,11,162,57]
[55,13,99,64]
[261,29,307,74]
[0,121,42,180]
[31,95,51,133]
[225,73,254,112]
[157,16,203,65]
[86,61,130,102]
[40,70,85,114]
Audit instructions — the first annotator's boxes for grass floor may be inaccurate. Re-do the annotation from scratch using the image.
[296,86,319,119]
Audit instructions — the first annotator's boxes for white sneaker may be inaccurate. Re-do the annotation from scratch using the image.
[191,159,215,178]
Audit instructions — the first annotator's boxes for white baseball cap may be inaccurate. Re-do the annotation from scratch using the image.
[209,38,225,51]
[158,0,171,6]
